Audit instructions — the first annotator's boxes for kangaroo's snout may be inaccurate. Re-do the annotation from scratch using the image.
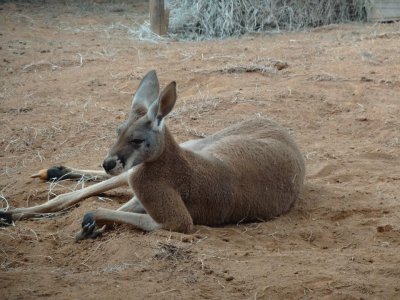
[102,158,116,173]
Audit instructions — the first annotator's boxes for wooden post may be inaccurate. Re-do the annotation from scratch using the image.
[149,0,169,36]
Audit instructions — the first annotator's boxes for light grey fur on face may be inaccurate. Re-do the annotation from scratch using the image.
[103,70,164,175]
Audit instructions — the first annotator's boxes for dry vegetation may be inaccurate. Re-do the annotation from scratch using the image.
[1,1,400,299]
[167,0,368,39]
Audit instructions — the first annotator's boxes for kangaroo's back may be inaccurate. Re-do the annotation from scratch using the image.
[179,117,305,226]
[194,117,300,152]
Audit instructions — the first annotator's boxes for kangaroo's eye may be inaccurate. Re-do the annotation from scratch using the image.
[131,139,144,145]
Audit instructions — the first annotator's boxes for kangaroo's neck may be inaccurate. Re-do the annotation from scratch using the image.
[148,126,188,169]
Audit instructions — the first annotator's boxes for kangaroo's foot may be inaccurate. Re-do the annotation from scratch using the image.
[31,166,72,181]
[0,211,13,226]
[75,212,104,241]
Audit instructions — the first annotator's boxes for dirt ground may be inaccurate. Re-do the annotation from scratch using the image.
[1,1,399,299]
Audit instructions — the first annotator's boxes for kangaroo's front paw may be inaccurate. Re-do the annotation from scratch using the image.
[75,212,102,242]
[31,166,71,181]
[0,211,13,227]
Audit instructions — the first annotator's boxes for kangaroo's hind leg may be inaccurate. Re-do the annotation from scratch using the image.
[31,166,111,181]
[1,171,129,225]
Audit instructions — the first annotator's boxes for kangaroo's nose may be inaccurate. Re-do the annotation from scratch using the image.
[102,158,116,172]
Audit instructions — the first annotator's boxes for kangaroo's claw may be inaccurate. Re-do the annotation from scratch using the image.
[75,212,102,241]
[0,211,13,227]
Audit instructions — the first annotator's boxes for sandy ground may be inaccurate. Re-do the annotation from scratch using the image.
[1,1,399,299]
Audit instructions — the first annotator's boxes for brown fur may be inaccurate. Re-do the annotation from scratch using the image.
[128,118,305,233]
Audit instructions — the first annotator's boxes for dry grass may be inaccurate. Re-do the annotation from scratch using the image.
[167,0,369,40]
[310,73,347,81]
[221,64,277,75]
[130,21,169,43]
[0,188,10,206]
[153,240,192,261]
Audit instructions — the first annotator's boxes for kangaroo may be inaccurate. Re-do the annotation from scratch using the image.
[0,70,305,240]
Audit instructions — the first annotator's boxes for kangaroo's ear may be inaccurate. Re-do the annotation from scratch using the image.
[131,70,159,112]
[147,81,177,129]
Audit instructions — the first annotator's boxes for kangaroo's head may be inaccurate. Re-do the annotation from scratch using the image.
[102,70,177,175]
